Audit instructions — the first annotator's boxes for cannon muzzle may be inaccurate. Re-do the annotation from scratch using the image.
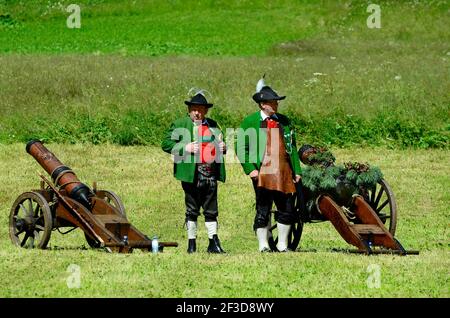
[26,140,93,209]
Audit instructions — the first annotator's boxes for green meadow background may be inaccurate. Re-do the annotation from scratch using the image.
[0,0,448,147]
[0,0,448,297]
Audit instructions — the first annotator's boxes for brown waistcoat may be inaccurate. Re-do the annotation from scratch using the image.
[257,122,296,194]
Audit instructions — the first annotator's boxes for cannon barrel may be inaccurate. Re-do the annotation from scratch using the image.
[26,140,93,209]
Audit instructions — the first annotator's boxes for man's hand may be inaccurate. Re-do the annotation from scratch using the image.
[294,175,301,183]
[185,142,199,154]
[218,141,226,153]
[217,133,226,153]
[249,170,259,180]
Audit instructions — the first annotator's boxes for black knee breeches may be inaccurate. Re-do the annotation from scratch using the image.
[182,178,218,222]
[252,179,296,231]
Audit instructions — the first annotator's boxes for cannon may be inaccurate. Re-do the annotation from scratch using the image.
[9,140,178,253]
[268,145,418,255]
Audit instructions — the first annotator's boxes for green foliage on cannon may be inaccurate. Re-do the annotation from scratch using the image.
[299,145,383,207]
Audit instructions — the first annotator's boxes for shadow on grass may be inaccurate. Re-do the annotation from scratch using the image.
[47,245,99,252]
[295,247,420,256]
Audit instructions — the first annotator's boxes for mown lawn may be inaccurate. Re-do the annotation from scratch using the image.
[0,144,448,297]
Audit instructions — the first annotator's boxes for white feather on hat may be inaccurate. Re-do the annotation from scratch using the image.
[255,74,266,93]
[187,87,212,98]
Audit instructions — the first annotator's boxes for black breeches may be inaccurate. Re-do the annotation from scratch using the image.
[182,178,218,222]
[252,179,296,231]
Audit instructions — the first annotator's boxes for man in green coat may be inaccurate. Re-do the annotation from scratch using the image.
[162,90,226,254]
[235,79,302,252]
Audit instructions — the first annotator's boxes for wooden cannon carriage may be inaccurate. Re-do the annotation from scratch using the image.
[9,140,178,253]
[268,145,418,255]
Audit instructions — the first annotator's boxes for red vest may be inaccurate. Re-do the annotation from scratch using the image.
[197,124,216,163]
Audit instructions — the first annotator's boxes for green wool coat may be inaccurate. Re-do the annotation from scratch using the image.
[161,115,226,183]
[235,111,302,176]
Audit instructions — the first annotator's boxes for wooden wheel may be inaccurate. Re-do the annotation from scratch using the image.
[9,192,53,249]
[361,179,397,235]
[95,190,127,218]
[268,219,303,252]
[267,184,305,251]
[85,190,126,248]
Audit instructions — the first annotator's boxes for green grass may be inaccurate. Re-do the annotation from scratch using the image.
[0,1,448,147]
[0,1,448,57]
[0,54,448,148]
[0,144,448,297]
[0,0,448,298]
[0,0,352,56]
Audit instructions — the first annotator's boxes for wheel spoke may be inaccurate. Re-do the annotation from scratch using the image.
[378,215,390,225]
[374,187,384,207]
[15,228,25,236]
[20,232,30,247]
[370,186,376,203]
[376,199,389,213]
[35,225,45,231]
[35,215,44,224]
[28,199,34,217]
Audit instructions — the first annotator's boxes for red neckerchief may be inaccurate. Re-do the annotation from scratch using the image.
[266,117,279,129]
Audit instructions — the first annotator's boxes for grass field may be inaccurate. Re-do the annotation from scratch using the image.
[0,144,448,297]
[1,0,448,56]
[0,0,448,147]
[0,0,448,299]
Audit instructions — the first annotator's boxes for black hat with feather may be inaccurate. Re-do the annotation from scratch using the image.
[252,75,286,103]
[185,88,213,108]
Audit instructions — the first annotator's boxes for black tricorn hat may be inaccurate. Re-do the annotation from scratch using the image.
[252,86,286,103]
[184,93,213,108]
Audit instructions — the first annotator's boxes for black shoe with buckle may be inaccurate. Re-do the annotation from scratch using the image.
[187,239,196,253]
[207,235,226,253]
